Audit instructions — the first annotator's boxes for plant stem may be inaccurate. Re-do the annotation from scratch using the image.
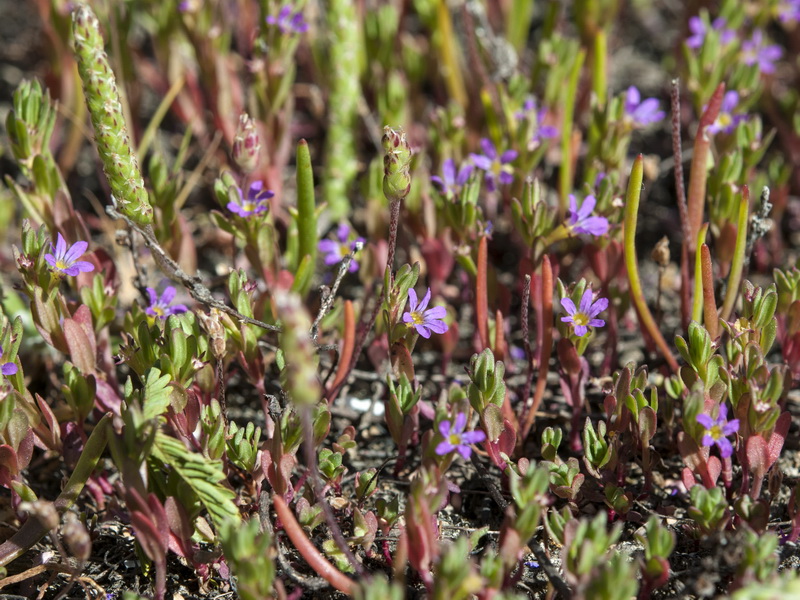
[720,186,749,321]
[623,156,679,373]
[700,244,719,340]
[476,236,489,349]
[522,255,553,441]
[691,224,708,323]
[686,83,725,251]
[592,29,607,108]
[272,495,355,595]
[559,50,586,215]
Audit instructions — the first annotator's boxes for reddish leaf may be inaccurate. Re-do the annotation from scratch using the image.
[767,411,791,468]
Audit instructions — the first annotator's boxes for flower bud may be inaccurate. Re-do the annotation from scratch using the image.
[20,500,59,531]
[62,512,92,562]
[382,126,412,202]
[232,113,261,174]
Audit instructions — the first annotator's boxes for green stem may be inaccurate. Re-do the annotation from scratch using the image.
[720,187,749,321]
[691,223,708,323]
[559,50,586,215]
[592,29,607,108]
[436,0,467,108]
[295,139,317,285]
[624,156,679,373]
[0,414,111,567]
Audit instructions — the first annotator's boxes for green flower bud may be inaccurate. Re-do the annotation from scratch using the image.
[382,126,412,202]
[72,4,152,225]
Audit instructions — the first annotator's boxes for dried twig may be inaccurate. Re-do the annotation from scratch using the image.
[106,200,281,332]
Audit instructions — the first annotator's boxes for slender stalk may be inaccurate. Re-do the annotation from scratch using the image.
[686,83,725,250]
[436,0,468,108]
[476,236,489,349]
[624,156,680,373]
[701,244,719,340]
[328,299,355,396]
[592,30,607,108]
[272,495,355,595]
[671,79,691,330]
[522,255,553,441]
[520,274,533,418]
[295,139,317,296]
[720,186,749,321]
[559,50,586,215]
[691,223,708,323]
[137,75,185,162]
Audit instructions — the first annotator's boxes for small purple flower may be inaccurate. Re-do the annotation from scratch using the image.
[145,286,189,319]
[469,138,517,192]
[525,560,540,569]
[706,91,747,136]
[567,195,609,236]
[516,97,558,146]
[430,159,473,197]
[696,403,739,458]
[777,0,800,23]
[741,30,783,74]
[403,288,448,339]
[624,87,665,127]
[266,5,308,34]
[435,413,486,459]
[561,289,608,337]
[0,345,17,377]
[318,224,365,273]
[44,233,94,277]
[227,181,274,218]
[686,16,735,49]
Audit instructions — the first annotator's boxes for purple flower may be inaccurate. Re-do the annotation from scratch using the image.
[44,233,94,277]
[227,181,274,218]
[435,413,486,459]
[145,286,189,319]
[706,91,747,136]
[0,345,17,377]
[685,16,735,49]
[318,224,365,273]
[403,288,448,339]
[431,159,473,197]
[777,0,800,23]
[741,30,783,74]
[469,138,517,192]
[624,87,665,127]
[561,289,608,337]
[266,5,308,34]
[696,403,739,458]
[516,97,558,146]
[567,195,609,236]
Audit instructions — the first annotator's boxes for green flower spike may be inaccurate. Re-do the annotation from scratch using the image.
[72,4,153,225]
[382,126,412,202]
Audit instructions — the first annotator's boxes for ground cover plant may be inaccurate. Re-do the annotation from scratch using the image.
[1,0,800,598]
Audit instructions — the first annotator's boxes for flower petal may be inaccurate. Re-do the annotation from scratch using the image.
[588,297,609,317]
[577,195,596,220]
[436,440,455,456]
[161,286,177,304]
[723,419,740,436]
[417,288,432,313]
[579,289,594,314]
[696,414,714,429]
[439,420,452,437]
[415,324,431,338]
[574,325,588,337]
[407,288,418,312]
[454,412,467,433]
[716,437,733,458]
[1,362,17,376]
[479,138,496,159]
[560,297,577,315]
[64,240,89,264]
[55,233,67,258]
[470,153,493,171]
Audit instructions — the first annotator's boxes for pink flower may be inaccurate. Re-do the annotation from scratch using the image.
[435,413,486,459]
[561,289,608,337]
[44,233,94,277]
[403,288,448,339]
[0,345,17,377]
[146,287,188,319]
[568,195,609,236]
[696,403,739,458]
